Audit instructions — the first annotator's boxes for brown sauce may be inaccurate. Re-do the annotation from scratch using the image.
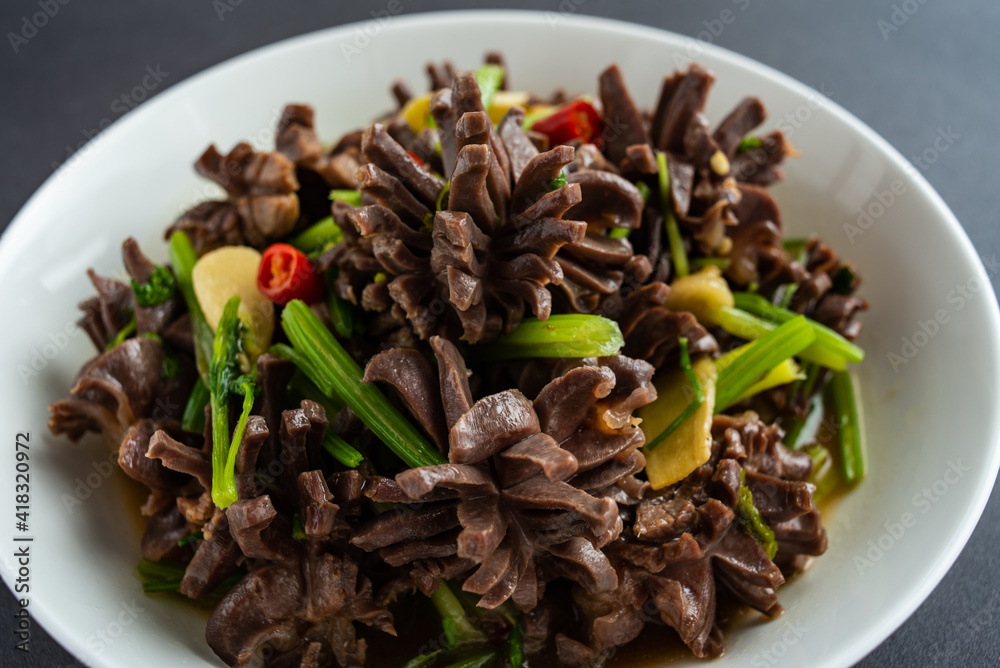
[115,466,155,536]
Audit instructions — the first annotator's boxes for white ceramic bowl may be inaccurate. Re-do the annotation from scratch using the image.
[2,10,998,668]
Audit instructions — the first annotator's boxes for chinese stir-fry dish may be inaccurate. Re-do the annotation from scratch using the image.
[49,54,868,667]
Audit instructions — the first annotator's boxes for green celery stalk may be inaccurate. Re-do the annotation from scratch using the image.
[714,349,804,406]
[715,306,775,340]
[138,558,245,596]
[715,316,815,412]
[142,579,184,593]
[440,652,495,668]
[328,295,354,339]
[635,180,651,203]
[325,271,354,339]
[431,580,486,647]
[208,297,256,508]
[401,651,443,668]
[137,559,186,581]
[286,215,344,255]
[475,64,505,111]
[736,469,778,559]
[208,298,239,507]
[436,181,451,210]
[732,292,865,364]
[665,215,688,278]
[181,378,210,433]
[471,315,624,362]
[509,621,524,668]
[220,375,256,505]
[176,531,203,547]
[658,151,689,278]
[169,231,214,379]
[330,189,363,206]
[106,315,137,350]
[323,432,364,468]
[281,300,445,468]
[716,306,849,371]
[830,370,866,483]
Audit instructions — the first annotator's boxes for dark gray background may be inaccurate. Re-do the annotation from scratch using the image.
[1,1,997,666]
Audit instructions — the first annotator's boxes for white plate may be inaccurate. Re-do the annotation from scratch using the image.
[2,10,998,668]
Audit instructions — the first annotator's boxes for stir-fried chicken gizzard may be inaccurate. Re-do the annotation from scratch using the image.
[49,54,868,667]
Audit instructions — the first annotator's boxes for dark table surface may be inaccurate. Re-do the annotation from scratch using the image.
[2,1,998,666]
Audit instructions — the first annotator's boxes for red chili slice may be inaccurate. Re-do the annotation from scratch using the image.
[257,243,324,306]
[531,99,604,148]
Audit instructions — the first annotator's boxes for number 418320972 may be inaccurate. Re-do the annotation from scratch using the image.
[15,432,29,531]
